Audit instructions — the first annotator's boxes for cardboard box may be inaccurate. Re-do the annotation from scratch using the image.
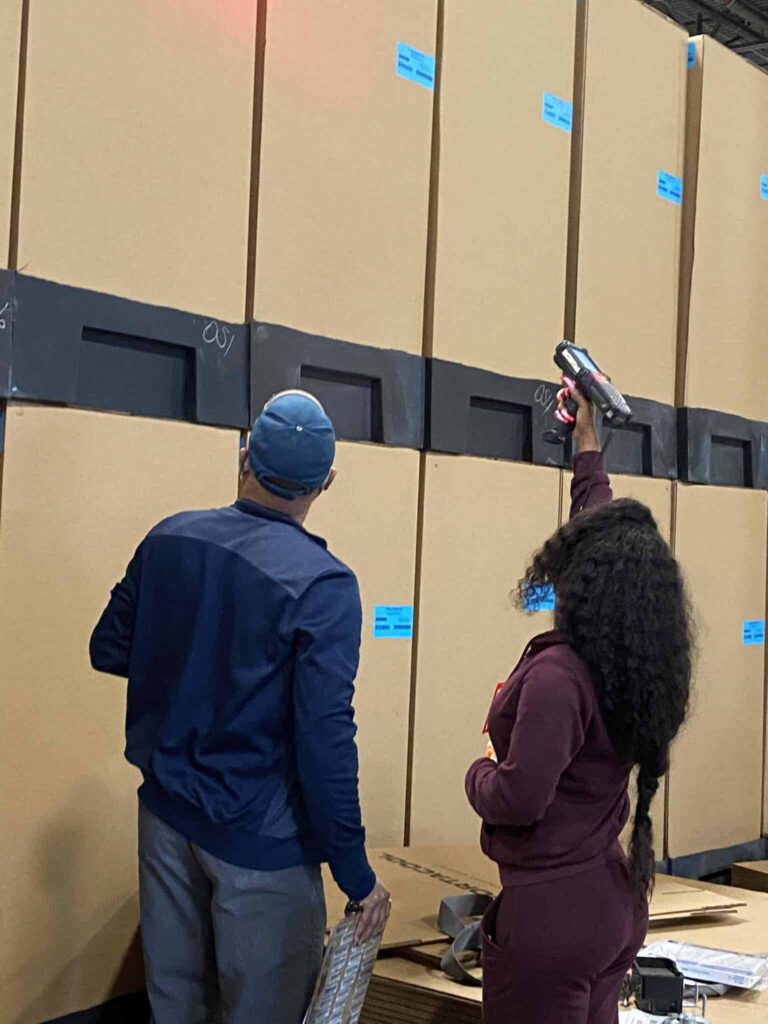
[0,405,239,1023]
[677,36,768,421]
[569,0,687,404]
[305,443,420,846]
[732,862,768,895]
[16,1,257,320]
[430,0,575,378]
[253,0,436,353]
[667,485,768,858]
[603,475,674,857]
[0,0,22,266]
[409,458,561,845]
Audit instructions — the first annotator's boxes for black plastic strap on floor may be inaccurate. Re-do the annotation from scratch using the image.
[678,407,768,489]
[0,271,250,429]
[250,322,425,449]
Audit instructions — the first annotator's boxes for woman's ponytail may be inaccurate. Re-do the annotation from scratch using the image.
[629,766,661,901]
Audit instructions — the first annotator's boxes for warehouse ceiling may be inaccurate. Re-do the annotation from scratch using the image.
[645,0,768,68]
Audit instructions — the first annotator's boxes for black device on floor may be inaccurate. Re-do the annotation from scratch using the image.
[631,957,685,1016]
[543,340,633,444]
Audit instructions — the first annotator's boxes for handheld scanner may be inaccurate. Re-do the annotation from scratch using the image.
[543,340,632,445]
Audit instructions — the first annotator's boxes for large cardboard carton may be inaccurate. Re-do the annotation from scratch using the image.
[305,443,419,846]
[667,485,768,858]
[677,37,768,421]
[0,0,23,265]
[569,0,687,404]
[410,457,561,845]
[0,405,238,1024]
[253,0,436,353]
[16,1,257,320]
[429,0,574,378]
[606,475,674,858]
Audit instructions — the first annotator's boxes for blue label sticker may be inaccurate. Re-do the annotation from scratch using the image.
[687,41,697,68]
[743,620,765,646]
[396,43,435,90]
[657,170,683,205]
[760,174,768,200]
[524,584,556,613]
[373,605,414,639]
[541,92,573,133]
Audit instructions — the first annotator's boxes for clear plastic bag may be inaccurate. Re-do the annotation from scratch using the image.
[641,941,768,992]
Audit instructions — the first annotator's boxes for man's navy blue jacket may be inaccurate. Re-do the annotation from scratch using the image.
[90,499,375,901]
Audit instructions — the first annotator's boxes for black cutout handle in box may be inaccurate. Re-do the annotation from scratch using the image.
[596,396,678,480]
[0,273,249,429]
[250,323,424,449]
[428,359,567,469]
[678,407,768,489]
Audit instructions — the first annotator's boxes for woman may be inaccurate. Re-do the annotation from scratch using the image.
[465,385,692,1024]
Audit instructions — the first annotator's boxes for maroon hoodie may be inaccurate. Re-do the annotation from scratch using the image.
[465,451,632,886]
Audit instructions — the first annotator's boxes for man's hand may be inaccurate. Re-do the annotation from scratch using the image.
[560,377,600,453]
[354,878,391,943]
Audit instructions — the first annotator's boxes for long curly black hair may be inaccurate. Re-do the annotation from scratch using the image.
[518,498,692,902]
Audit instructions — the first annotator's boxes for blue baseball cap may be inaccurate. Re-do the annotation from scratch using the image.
[248,390,336,500]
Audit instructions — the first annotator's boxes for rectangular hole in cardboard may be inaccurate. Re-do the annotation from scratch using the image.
[710,435,752,488]
[468,397,532,462]
[299,366,383,443]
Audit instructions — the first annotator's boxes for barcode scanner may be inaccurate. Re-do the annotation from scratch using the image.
[543,341,632,445]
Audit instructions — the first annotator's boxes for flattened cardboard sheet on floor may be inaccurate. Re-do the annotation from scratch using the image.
[324,848,745,951]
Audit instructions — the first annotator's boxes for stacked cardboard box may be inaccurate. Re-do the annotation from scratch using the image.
[430,0,574,379]
[569,0,687,404]
[0,0,22,264]
[16,0,258,319]
[253,0,437,352]
[678,36,768,421]
[0,406,238,1023]
[306,443,420,847]
[668,486,768,860]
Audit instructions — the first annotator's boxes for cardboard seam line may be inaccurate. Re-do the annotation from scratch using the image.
[244,0,268,323]
[420,0,444,361]
[8,0,30,269]
[403,450,428,846]
[564,0,588,343]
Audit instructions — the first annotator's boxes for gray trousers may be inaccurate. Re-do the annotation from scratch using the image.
[139,804,326,1024]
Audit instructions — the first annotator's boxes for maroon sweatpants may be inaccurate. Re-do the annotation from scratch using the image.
[481,859,647,1024]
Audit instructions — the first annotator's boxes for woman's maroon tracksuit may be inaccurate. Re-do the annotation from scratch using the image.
[465,452,648,1024]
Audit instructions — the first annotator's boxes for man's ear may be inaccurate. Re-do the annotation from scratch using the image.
[322,468,337,493]
[239,448,250,479]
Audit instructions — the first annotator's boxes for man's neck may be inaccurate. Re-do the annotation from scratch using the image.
[239,479,311,525]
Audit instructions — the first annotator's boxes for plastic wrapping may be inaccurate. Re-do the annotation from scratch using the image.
[302,911,383,1024]
[642,940,768,992]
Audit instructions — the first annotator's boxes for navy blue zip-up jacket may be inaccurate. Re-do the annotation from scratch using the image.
[90,499,375,901]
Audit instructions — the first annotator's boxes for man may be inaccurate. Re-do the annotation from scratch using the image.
[90,390,390,1024]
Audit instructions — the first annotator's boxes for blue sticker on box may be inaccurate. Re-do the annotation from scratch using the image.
[760,174,768,200]
[687,41,697,68]
[396,43,435,90]
[524,584,556,613]
[374,605,414,639]
[657,170,683,205]
[743,620,765,646]
[542,92,573,133]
